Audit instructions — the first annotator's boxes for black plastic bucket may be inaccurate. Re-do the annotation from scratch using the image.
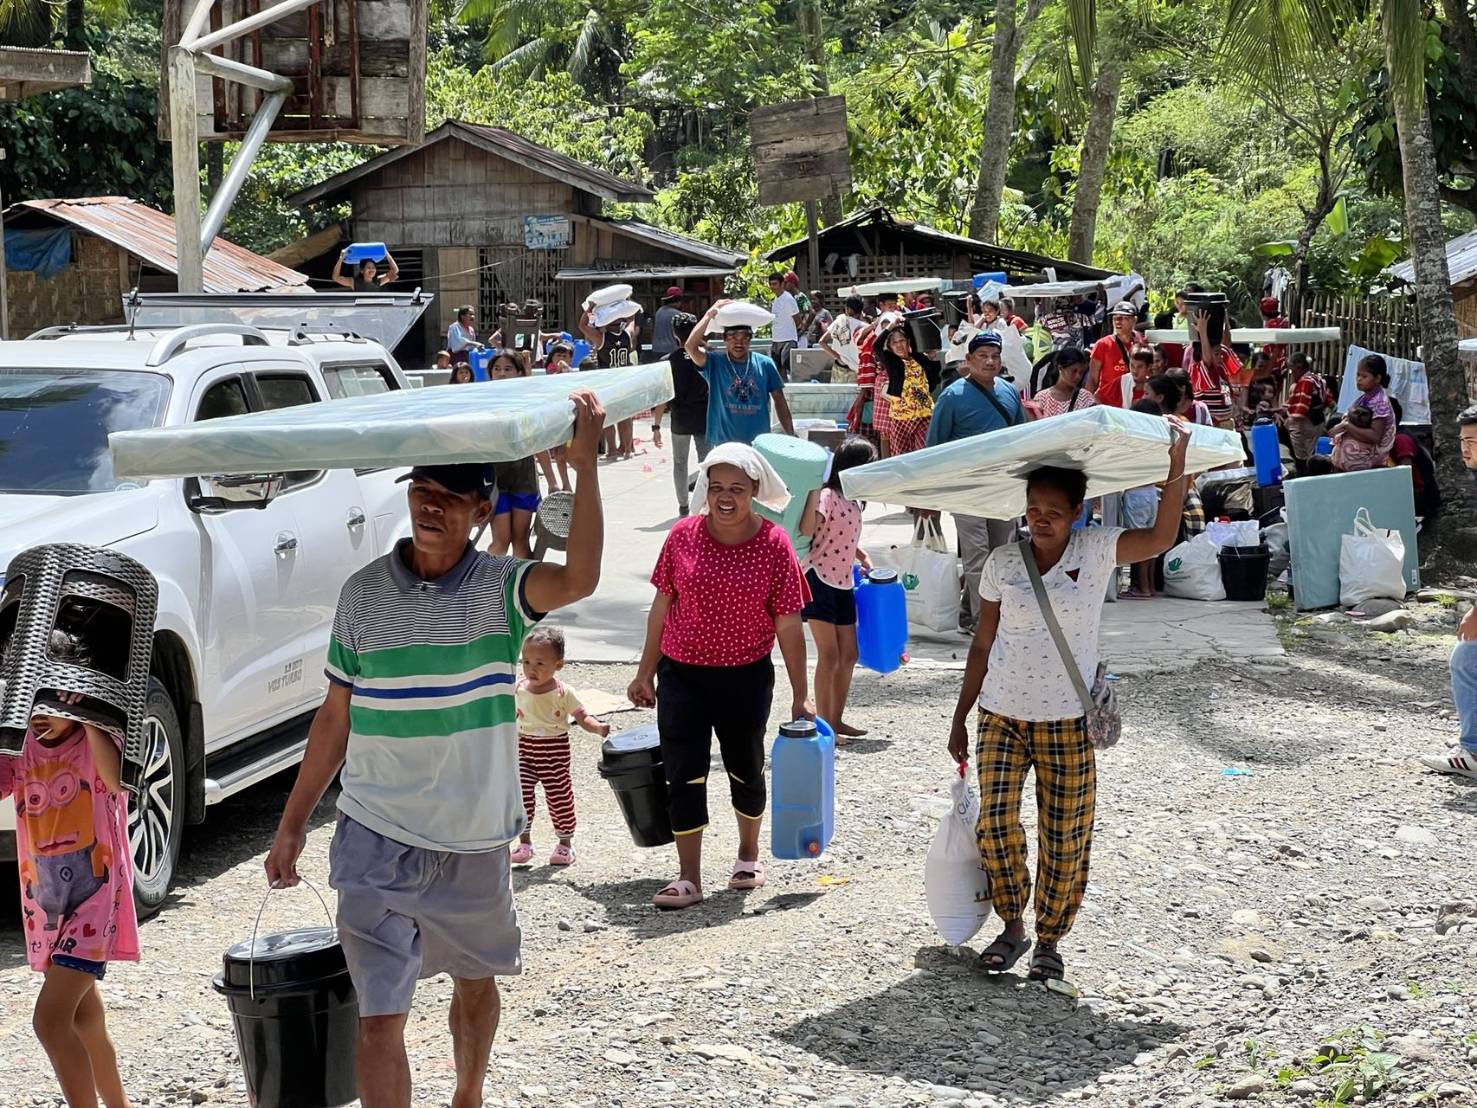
[1219,543,1272,602]
[213,925,359,1108]
[597,724,674,847]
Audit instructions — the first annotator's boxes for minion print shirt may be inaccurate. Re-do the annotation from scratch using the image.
[0,725,140,972]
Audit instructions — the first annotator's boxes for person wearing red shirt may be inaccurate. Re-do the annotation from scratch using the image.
[1188,308,1240,429]
[1259,296,1289,371]
[1089,302,1144,406]
[628,444,812,911]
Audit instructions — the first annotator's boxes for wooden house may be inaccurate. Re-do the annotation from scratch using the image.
[287,120,746,363]
[765,207,1110,303]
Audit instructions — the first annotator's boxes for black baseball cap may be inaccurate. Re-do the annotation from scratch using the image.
[397,464,494,498]
[968,332,1003,352]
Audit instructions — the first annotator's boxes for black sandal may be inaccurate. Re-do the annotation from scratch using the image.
[1028,945,1065,982]
[978,932,1032,973]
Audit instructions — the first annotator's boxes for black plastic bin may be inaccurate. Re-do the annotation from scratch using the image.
[597,724,674,847]
[1219,543,1272,602]
[213,927,359,1108]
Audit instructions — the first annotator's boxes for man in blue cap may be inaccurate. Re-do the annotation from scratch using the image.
[926,331,1028,631]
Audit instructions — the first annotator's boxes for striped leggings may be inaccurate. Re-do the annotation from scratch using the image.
[519,733,576,837]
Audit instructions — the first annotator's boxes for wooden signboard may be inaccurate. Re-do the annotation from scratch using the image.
[159,0,427,145]
[750,96,851,207]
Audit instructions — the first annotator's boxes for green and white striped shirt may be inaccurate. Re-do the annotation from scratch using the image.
[326,540,542,852]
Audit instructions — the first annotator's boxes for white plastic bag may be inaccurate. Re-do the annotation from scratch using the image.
[873,520,959,633]
[1204,519,1261,549]
[1163,534,1227,601]
[925,772,991,945]
[1339,508,1407,607]
[590,299,641,328]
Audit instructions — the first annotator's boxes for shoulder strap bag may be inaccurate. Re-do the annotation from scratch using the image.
[966,376,1024,426]
[1017,540,1121,750]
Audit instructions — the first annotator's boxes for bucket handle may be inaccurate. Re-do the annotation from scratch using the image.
[248,877,334,1000]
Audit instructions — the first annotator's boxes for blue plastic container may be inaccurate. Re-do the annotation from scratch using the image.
[854,566,907,675]
[468,346,498,382]
[570,339,593,368]
[770,717,835,860]
[752,432,829,558]
[1315,436,1333,456]
[1250,421,1282,487]
[972,271,1008,290]
[343,241,387,264]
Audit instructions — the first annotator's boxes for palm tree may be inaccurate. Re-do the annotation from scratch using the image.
[968,0,1047,242]
[456,0,631,102]
[0,0,52,47]
[1224,0,1465,430]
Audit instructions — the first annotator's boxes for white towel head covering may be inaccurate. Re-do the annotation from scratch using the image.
[689,442,791,514]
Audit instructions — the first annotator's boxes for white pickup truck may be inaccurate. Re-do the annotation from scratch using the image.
[0,321,415,913]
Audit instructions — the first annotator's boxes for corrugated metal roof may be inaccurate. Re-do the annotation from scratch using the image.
[1388,228,1477,286]
[286,119,655,208]
[555,265,735,282]
[8,197,308,293]
[764,206,1112,281]
[595,218,746,268]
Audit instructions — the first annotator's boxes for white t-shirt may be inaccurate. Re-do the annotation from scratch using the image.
[771,292,800,342]
[826,315,866,370]
[977,528,1124,722]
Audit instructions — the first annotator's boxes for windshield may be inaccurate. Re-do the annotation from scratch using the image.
[0,370,171,494]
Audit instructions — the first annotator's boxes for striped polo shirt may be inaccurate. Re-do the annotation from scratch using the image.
[325,540,542,852]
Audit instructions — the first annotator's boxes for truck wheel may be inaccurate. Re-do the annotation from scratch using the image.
[130,679,185,919]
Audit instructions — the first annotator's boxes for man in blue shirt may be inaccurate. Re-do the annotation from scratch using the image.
[927,332,1027,631]
[684,299,796,445]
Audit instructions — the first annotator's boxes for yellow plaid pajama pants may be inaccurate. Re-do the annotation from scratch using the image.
[974,709,1096,944]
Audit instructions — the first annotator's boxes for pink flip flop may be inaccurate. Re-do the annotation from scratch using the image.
[653,879,703,910]
[510,841,535,866]
[549,842,576,866]
[728,858,766,891]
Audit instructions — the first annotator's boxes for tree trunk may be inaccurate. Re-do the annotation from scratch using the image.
[206,144,224,194]
[968,0,1032,242]
[1292,149,1338,269]
[1439,0,1477,98]
[64,0,85,49]
[1066,56,1123,264]
[1389,37,1473,539]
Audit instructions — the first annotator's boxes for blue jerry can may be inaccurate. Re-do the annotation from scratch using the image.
[770,718,836,860]
[854,566,908,675]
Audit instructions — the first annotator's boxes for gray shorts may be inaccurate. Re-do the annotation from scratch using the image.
[329,814,522,1017]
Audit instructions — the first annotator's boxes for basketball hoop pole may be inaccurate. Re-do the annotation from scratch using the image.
[170,0,312,293]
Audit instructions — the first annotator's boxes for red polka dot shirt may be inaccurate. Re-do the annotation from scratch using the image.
[651,515,808,666]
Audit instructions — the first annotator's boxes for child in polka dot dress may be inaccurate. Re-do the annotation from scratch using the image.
[799,436,876,742]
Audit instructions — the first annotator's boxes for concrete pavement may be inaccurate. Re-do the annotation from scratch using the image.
[554,442,1284,676]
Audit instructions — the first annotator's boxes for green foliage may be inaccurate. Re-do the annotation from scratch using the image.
[220,143,371,254]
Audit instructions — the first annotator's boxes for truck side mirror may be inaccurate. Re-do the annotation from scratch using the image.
[187,474,285,513]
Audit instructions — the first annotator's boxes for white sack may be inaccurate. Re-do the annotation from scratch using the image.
[1163,535,1227,601]
[708,301,775,333]
[590,299,641,329]
[583,283,633,310]
[1339,507,1408,607]
[925,772,992,946]
[1204,519,1261,549]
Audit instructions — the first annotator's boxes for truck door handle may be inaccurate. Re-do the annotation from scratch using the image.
[347,507,367,528]
[274,532,299,554]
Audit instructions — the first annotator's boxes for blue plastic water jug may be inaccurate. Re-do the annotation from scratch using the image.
[854,566,907,675]
[1250,420,1282,487]
[469,346,498,382]
[972,271,1008,290]
[751,432,829,558]
[343,241,387,264]
[570,339,593,368]
[770,717,835,860]
[1315,435,1333,457]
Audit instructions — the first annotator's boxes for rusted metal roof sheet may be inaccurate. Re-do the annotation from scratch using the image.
[596,218,746,268]
[8,197,309,293]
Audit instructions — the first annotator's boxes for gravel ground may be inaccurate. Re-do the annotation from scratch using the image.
[2,599,1475,1108]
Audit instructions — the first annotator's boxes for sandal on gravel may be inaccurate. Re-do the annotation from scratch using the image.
[978,933,1032,973]
[509,841,535,866]
[653,879,703,910]
[1028,946,1066,983]
[728,858,766,891]
[549,842,576,866]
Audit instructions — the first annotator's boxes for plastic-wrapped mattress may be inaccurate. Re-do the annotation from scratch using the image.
[110,364,673,479]
[839,406,1245,517]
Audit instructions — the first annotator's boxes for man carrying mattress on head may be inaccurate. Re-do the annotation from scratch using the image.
[263,392,607,1108]
[685,299,797,446]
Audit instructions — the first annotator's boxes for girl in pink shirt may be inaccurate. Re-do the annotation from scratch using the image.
[628,444,811,911]
[799,436,876,743]
[1,697,139,1108]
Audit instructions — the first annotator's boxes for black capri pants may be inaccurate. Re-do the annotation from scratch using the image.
[655,655,774,835]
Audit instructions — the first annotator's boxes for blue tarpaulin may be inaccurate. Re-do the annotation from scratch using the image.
[4,228,72,278]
